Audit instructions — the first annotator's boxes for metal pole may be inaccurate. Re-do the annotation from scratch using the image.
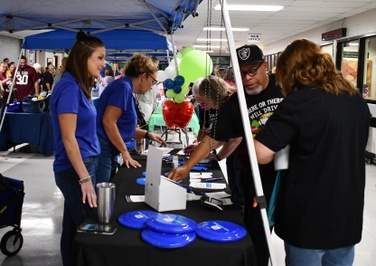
[169,32,179,76]
[0,48,23,133]
[220,0,277,265]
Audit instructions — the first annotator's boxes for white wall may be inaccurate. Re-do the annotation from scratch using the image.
[264,8,376,54]
[0,35,22,63]
[0,35,63,67]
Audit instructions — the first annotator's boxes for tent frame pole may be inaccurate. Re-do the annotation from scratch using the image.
[219,0,277,265]
[0,48,23,134]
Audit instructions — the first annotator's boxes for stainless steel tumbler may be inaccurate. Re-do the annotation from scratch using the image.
[96,182,116,224]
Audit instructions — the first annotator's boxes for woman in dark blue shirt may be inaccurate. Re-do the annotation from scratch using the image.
[96,54,166,183]
[50,31,105,266]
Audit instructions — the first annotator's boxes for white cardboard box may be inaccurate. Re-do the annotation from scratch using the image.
[144,146,186,212]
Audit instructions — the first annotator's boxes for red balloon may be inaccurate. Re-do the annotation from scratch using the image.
[162,99,194,129]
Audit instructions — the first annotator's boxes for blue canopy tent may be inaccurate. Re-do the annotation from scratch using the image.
[0,0,201,35]
[22,29,174,62]
[1,0,202,75]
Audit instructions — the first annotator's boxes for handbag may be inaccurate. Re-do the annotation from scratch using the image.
[21,94,50,113]
[267,171,281,227]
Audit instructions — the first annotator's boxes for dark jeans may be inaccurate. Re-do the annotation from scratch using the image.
[96,136,119,184]
[285,243,354,266]
[226,154,244,207]
[54,156,98,266]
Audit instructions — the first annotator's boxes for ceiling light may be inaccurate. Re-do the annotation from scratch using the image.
[193,45,220,48]
[348,42,359,46]
[215,4,284,12]
[203,27,249,32]
[197,38,228,42]
[202,50,214,53]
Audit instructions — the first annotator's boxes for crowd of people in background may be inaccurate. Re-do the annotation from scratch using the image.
[0,55,123,104]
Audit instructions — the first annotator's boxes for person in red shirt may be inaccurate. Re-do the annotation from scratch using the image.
[12,55,39,101]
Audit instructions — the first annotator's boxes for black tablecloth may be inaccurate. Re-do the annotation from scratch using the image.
[73,152,256,266]
[0,112,54,155]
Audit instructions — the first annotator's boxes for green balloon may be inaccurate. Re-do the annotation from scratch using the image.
[179,50,213,91]
[174,93,185,104]
[181,86,189,96]
[166,89,176,99]
[182,46,195,56]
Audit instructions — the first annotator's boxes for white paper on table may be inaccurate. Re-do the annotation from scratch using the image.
[189,182,226,190]
[186,193,202,201]
[189,178,202,182]
[189,172,213,179]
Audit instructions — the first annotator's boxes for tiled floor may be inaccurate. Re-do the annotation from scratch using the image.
[0,137,375,266]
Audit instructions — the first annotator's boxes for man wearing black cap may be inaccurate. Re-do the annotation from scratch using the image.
[215,44,284,266]
[168,44,283,266]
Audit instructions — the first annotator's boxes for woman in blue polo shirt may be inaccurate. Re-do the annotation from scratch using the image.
[95,54,166,183]
[50,31,105,266]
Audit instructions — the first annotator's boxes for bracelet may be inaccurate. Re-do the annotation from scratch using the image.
[78,175,91,185]
[215,154,222,161]
[144,131,149,139]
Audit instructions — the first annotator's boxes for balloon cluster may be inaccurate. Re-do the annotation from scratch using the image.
[159,47,213,103]
[163,75,187,104]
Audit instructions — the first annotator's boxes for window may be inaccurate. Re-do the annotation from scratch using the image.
[341,40,359,88]
[363,37,376,100]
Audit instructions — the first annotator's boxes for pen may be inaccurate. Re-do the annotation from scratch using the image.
[203,177,223,182]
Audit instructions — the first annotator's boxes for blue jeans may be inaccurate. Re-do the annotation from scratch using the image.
[96,136,119,184]
[54,156,98,266]
[285,243,355,266]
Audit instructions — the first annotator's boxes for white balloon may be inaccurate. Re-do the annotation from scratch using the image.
[157,70,167,81]
[169,58,181,67]
[164,65,177,79]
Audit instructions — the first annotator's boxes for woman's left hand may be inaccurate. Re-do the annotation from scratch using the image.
[81,181,97,208]
[149,133,167,147]
[121,151,142,168]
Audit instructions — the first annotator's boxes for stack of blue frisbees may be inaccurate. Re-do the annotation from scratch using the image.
[195,220,247,242]
[118,211,197,248]
[118,211,247,248]
[142,213,197,248]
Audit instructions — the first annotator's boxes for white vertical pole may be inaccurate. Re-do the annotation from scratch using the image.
[0,48,23,133]
[168,32,180,76]
[220,0,277,265]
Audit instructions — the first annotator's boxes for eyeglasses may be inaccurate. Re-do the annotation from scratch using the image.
[149,75,158,86]
[240,62,264,78]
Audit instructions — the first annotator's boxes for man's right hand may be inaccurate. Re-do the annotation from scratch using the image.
[167,165,190,182]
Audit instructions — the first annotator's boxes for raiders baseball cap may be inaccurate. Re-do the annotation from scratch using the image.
[236,44,265,66]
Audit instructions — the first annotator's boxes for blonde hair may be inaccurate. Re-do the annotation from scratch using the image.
[276,38,356,96]
[124,54,158,77]
[198,76,231,109]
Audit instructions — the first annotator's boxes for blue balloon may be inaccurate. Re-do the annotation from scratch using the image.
[173,85,182,94]
[163,78,175,89]
[174,75,185,86]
